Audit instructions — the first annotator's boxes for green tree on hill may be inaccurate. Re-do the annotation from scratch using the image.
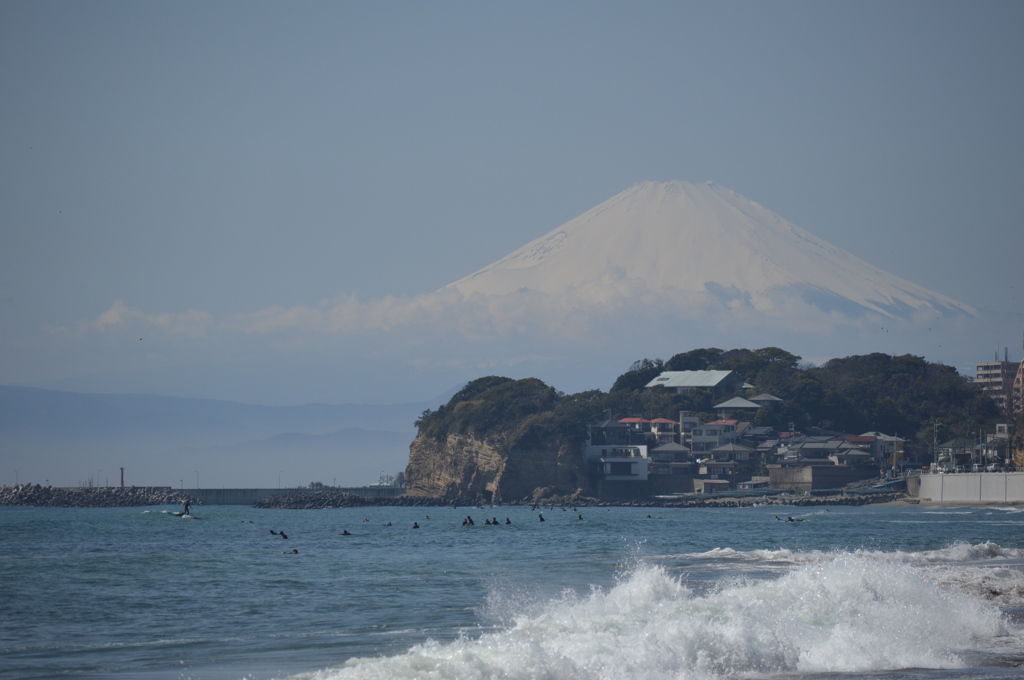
[805,353,998,444]
[609,358,664,392]
[416,376,557,441]
[414,348,1003,458]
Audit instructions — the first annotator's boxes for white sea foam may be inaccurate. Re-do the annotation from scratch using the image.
[682,541,1024,565]
[683,546,807,563]
[673,543,1024,607]
[297,553,1016,680]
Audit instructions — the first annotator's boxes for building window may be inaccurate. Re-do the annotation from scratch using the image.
[608,462,635,476]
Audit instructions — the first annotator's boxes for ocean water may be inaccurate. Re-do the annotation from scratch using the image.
[1,503,1023,680]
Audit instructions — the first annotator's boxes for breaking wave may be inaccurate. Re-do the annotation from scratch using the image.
[682,540,1024,565]
[291,547,1020,680]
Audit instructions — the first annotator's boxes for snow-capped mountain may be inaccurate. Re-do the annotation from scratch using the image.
[445,181,974,320]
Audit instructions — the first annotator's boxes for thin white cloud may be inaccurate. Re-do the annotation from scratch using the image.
[74,285,1006,380]
[85,301,214,339]
[90,300,138,328]
[82,285,898,347]
[33,286,1016,405]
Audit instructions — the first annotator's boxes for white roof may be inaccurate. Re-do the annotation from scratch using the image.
[713,397,761,409]
[860,431,904,442]
[646,370,734,389]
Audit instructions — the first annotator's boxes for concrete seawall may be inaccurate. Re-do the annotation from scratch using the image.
[189,487,405,505]
[915,472,1024,503]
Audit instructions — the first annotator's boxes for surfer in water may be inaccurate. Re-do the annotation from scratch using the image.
[183,500,191,516]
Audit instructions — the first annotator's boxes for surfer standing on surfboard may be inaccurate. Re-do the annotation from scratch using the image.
[183,500,191,516]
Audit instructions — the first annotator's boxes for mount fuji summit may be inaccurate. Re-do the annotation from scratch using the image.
[445,181,975,322]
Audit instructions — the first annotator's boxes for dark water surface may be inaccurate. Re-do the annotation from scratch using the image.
[2,503,1023,679]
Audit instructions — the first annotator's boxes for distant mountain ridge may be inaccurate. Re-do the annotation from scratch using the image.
[0,385,423,487]
[447,181,975,320]
[0,385,423,442]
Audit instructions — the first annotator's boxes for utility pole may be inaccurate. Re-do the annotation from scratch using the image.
[966,422,972,469]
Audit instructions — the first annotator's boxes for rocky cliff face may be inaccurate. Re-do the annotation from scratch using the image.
[404,376,590,503]
[404,426,586,503]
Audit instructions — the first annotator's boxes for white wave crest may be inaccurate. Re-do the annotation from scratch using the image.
[686,541,1024,566]
[300,554,1012,680]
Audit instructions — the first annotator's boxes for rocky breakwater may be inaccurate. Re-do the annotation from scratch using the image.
[403,377,588,504]
[0,484,195,508]
[254,491,438,509]
[646,492,902,508]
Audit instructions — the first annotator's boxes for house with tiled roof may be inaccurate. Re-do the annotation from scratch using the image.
[691,419,739,453]
[649,417,679,444]
[648,442,693,478]
[709,442,754,462]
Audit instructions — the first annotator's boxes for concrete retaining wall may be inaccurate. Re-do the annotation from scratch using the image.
[768,465,876,491]
[190,486,405,505]
[916,473,1024,502]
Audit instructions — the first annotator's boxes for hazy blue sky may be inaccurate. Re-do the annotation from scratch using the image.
[2,1,1021,405]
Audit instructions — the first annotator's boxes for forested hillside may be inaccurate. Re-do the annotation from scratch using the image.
[414,348,1003,455]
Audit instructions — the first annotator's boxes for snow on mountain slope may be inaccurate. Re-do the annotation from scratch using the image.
[445,181,974,320]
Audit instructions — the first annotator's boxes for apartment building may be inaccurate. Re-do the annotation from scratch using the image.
[976,359,1018,417]
[1014,360,1024,417]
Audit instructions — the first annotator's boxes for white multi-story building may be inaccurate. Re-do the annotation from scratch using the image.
[581,443,649,481]
[1013,360,1024,417]
[582,420,649,481]
[976,359,1018,417]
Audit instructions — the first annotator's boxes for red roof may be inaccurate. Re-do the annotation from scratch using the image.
[650,418,677,424]
[618,418,650,423]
